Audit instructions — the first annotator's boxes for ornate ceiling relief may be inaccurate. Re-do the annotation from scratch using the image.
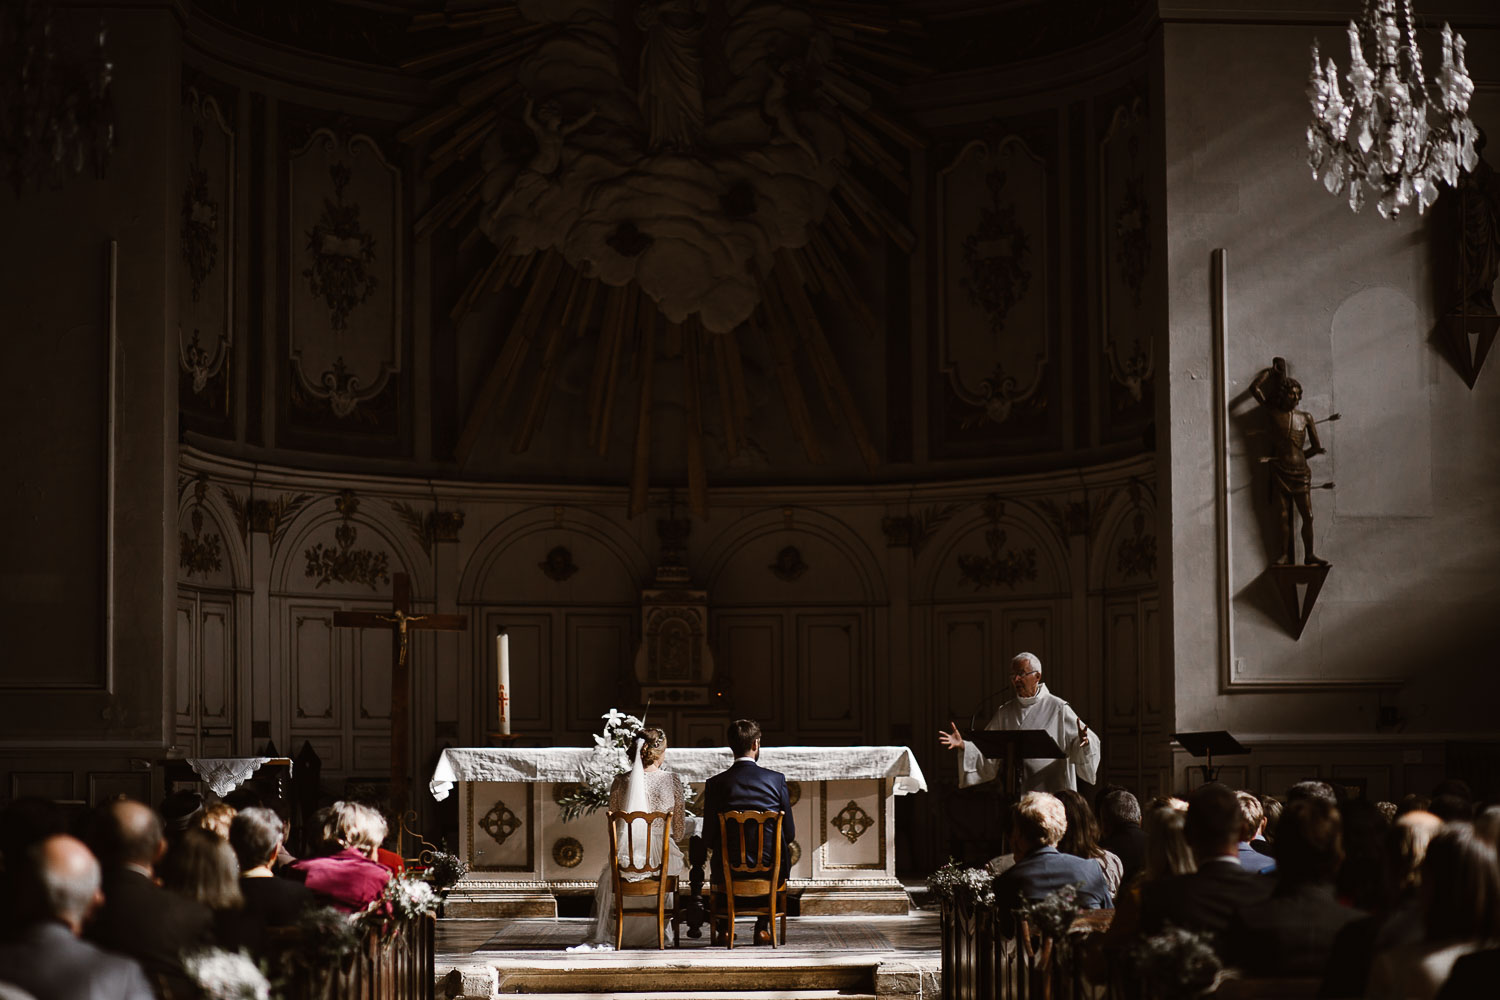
[405,0,922,512]
[1099,97,1155,421]
[287,127,403,429]
[936,130,1053,448]
[179,85,235,422]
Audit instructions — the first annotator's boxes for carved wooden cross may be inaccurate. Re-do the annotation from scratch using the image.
[333,573,466,822]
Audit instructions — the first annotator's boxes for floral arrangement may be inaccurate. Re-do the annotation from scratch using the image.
[926,858,995,908]
[1124,924,1236,1000]
[1017,882,1082,941]
[423,848,468,889]
[556,708,646,822]
[273,905,360,986]
[183,948,271,1000]
[372,872,440,921]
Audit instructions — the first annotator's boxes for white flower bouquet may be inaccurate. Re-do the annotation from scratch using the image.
[183,948,271,1000]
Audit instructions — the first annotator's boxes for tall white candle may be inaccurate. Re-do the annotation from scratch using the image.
[496,628,511,735]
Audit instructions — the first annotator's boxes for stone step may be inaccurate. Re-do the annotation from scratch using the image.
[443,957,891,998]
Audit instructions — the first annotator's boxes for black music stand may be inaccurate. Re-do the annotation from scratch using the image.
[965,729,1066,798]
[1173,731,1248,784]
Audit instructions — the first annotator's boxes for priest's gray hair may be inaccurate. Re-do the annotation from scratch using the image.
[1012,652,1042,675]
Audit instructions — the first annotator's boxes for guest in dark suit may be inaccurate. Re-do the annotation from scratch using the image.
[288,801,391,913]
[0,834,155,1000]
[993,791,1113,936]
[218,808,314,958]
[84,800,213,1000]
[1228,797,1362,976]
[1097,789,1148,886]
[704,719,794,945]
[1141,783,1271,954]
[1435,945,1500,1000]
[1235,790,1277,874]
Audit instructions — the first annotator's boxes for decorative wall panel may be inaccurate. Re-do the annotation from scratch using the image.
[932,117,1061,458]
[279,112,407,453]
[566,614,632,732]
[289,608,338,727]
[179,80,236,434]
[715,615,783,732]
[796,615,862,733]
[1097,93,1155,437]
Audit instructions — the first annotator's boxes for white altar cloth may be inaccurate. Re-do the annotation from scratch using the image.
[429,745,927,802]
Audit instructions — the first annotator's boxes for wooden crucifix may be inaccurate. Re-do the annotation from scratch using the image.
[333,573,466,825]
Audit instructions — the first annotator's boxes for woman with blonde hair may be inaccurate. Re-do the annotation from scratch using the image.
[288,800,392,913]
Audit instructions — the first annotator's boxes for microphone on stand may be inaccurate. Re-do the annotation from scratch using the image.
[969,688,1007,735]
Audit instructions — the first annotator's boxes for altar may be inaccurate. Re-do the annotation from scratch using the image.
[429,745,927,917]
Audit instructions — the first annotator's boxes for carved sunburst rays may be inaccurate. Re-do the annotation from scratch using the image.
[402,1,923,513]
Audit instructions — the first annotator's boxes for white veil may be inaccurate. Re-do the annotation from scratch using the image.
[619,737,651,869]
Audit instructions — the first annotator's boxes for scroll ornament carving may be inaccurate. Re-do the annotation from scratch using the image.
[957,496,1038,590]
[1115,512,1157,580]
[960,169,1032,336]
[222,488,312,547]
[830,800,874,844]
[390,502,465,558]
[304,490,390,590]
[883,502,965,556]
[961,359,1047,428]
[303,161,379,334]
[1114,169,1150,307]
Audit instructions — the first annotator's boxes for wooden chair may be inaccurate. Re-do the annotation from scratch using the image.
[709,810,788,948]
[606,808,681,949]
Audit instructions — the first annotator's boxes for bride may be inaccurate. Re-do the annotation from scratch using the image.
[576,726,688,949]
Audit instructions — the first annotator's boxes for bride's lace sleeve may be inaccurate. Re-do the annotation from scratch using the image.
[607,773,629,812]
[669,775,685,838]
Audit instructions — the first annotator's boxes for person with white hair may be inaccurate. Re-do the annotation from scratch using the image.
[0,835,154,1000]
[939,651,1101,793]
[992,792,1113,934]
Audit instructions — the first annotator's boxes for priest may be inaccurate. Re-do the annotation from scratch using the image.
[938,652,1101,792]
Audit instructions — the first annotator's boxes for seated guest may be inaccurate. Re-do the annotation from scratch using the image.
[85,799,213,1000]
[288,801,392,913]
[1098,803,1196,963]
[1056,789,1124,896]
[1255,794,1283,860]
[1227,797,1362,976]
[1367,822,1500,1000]
[1097,789,1147,886]
[159,827,245,954]
[1321,809,1443,998]
[1334,799,1389,912]
[704,718,795,946]
[197,802,236,841]
[219,808,313,957]
[1435,944,1500,1000]
[0,835,154,1000]
[1235,790,1276,874]
[1141,783,1271,953]
[1287,780,1338,805]
[156,791,205,851]
[993,791,1112,936]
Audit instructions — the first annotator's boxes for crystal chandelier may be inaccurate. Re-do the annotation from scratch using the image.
[1306,0,1477,218]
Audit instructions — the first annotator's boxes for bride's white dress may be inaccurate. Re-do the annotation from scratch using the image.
[577,762,687,948]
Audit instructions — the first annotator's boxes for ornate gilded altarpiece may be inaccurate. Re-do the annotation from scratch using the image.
[277,109,411,456]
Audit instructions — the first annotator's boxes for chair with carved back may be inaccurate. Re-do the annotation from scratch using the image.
[709,810,788,948]
[607,808,681,949]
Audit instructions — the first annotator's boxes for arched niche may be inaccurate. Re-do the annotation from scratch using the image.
[921,503,1069,601]
[701,507,886,606]
[461,507,649,606]
[270,495,428,599]
[176,488,248,591]
[1090,483,1158,592]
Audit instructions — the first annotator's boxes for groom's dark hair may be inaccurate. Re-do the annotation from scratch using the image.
[727,719,761,756]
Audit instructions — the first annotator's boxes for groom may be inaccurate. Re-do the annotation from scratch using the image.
[704,718,794,945]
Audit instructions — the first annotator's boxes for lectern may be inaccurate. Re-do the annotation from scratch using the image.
[964,729,1066,797]
[1173,731,1248,784]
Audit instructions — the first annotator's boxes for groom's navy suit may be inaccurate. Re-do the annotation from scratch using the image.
[704,756,795,886]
